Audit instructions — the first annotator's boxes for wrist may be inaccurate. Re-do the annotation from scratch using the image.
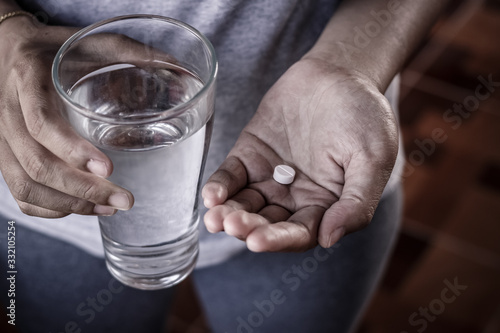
[300,50,382,92]
[302,38,394,93]
[0,10,36,24]
[0,13,38,39]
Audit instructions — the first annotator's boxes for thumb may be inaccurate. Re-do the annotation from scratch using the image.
[202,155,248,208]
[317,153,395,248]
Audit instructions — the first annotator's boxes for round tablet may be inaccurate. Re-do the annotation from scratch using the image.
[273,165,295,185]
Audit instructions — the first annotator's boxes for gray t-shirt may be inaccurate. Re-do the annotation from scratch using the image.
[1,0,403,268]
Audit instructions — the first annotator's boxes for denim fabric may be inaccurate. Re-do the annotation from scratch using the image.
[0,186,401,333]
[192,186,402,333]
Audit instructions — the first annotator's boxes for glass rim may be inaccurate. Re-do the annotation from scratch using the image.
[52,14,218,125]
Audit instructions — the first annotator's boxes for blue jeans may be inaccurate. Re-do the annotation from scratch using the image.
[0,186,401,333]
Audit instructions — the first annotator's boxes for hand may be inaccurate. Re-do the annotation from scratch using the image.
[202,57,398,252]
[0,17,140,218]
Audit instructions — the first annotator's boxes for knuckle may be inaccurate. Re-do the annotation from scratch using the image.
[299,228,316,251]
[11,177,33,202]
[361,205,376,227]
[12,53,36,80]
[64,140,93,166]
[16,200,35,216]
[12,62,51,141]
[68,198,91,214]
[79,180,101,202]
[17,200,69,218]
[64,143,80,162]
[25,153,49,183]
[26,106,49,140]
[216,169,238,186]
[12,59,26,80]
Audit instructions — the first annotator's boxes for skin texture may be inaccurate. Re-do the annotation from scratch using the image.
[0,17,136,218]
[202,58,398,251]
[0,0,448,251]
[201,0,449,251]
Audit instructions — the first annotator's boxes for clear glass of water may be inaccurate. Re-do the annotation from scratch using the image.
[52,15,217,290]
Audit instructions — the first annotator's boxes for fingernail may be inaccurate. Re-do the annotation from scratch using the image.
[94,205,116,216]
[108,193,130,210]
[87,159,108,178]
[327,227,345,248]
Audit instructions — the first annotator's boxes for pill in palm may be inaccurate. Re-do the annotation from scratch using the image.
[273,165,295,185]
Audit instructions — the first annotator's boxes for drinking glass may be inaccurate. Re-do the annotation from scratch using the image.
[52,15,217,290]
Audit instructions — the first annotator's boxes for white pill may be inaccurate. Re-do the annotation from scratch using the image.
[273,165,295,185]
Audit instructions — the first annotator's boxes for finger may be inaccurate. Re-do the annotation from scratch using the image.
[318,153,394,248]
[202,156,248,208]
[5,128,133,210]
[1,92,133,210]
[258,205,292,223]
[60,33,180,87]
[73,33,179,67]
[223,205,291,240]
[0,141,116,216]
[16,59,113,177]
[223,211,269,240]
[59,39,182,119]
[15,200,69,219]
[246,205,325,252]
[14,198,114,219]
[203,188,265,233]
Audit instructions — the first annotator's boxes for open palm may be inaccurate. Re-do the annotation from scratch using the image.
[202,58,398,252]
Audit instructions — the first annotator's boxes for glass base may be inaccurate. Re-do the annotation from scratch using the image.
[105,252,197,290]
[101,226,199,290]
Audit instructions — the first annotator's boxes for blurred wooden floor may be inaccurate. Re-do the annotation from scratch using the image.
[356,0,500,332]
